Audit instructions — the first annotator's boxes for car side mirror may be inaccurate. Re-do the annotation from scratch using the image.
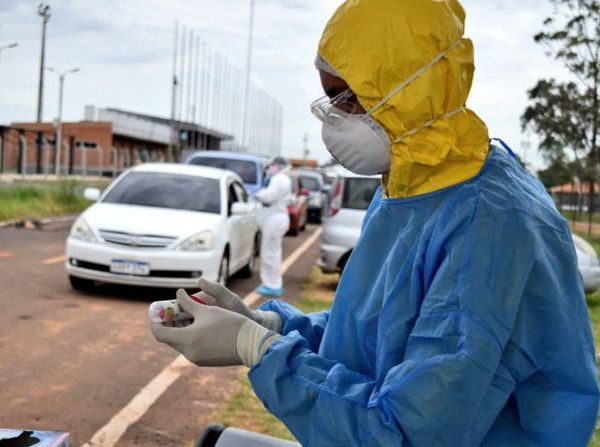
[84,187,101,202]
[299,188,310,196]
[231,202,252,215]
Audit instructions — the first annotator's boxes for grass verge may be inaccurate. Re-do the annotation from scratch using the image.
[216,268,338,442]
[0,180,105,222]
[562,212,600,226]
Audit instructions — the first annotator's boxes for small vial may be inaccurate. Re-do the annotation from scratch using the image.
[149,300,191,324]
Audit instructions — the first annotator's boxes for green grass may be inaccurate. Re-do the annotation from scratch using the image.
[0,180,101,221]
[216,268,337,442]
[573,232,600,445]
[562,211,600,226]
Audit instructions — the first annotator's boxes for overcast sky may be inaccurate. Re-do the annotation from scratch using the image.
[0,0,570,167]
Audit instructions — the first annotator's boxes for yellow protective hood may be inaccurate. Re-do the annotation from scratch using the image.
[318,0,490,198]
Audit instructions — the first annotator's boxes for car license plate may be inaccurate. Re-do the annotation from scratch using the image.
[110,260,150,276]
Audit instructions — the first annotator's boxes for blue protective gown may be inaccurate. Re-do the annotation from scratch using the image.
[249,146,600,446]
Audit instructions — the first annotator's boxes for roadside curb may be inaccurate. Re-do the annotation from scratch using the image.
[0,214,77,230]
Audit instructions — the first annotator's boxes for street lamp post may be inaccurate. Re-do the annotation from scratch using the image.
[46,67,80,176]
[241,0,256,152]
[0,43,19,67]
[37,4,51,123]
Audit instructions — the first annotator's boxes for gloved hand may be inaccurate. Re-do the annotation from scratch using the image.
[193,278,282,333]
[150,289,279,368]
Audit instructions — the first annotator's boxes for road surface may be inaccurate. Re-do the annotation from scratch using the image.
[0,220,321,445]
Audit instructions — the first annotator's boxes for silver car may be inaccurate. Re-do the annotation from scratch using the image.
[318,171,380,273]
[572,234,600,293]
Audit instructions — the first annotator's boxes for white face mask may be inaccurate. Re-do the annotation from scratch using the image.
[267,164,282,176]
[321,114,390,175]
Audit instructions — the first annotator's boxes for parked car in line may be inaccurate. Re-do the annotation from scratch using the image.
[572,234,600,293]
[185,151,269,195]
[66,164,260,290]
[318,171,381,274]
[286,172,309,236]
[295,169,329,223]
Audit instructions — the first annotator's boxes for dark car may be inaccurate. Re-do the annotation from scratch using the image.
[286,173,309,236]
[295,169,329,223]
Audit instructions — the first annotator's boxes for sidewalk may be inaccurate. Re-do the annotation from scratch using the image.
[570,221,600,236]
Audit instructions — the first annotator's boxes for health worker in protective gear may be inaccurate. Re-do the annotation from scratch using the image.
[254,156,292,298]
[150,0,600,445]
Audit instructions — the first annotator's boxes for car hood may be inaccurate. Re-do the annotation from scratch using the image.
[81,203,222,239]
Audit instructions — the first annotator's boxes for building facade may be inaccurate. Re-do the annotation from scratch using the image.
[0,106,232,176]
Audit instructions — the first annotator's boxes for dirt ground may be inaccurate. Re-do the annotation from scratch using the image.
[0,221,321,446]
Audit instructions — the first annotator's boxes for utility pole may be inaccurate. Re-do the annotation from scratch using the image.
[169,21,179,161]
[186,29,194,123]
[47,67,80,176]
[36,4,51,174]
[303,133,309,160]
[241,0,256,152]
[36,3,51,122]
[177,26,187,156]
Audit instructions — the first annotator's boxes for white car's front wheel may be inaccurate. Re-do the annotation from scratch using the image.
[217,252,229,287]
[240,233,260,278]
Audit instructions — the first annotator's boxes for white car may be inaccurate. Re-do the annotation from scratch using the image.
[66,163,260,290]
[572,234,600,293]
[318,170,381,274]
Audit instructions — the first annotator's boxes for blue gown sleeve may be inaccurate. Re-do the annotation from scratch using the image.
[249,206,556,446]
[259,299,329,353]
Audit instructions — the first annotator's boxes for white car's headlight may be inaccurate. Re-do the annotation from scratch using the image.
[177,230,214,251]
[69,218,98,243]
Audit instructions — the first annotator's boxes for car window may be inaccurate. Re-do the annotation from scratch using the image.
[299,175,321,192]
[233,182,248,203]
[288,175,298,194]
[227,184,237,215]
[189,157,258,184]
[103,172,221,214]
[342,178,380,210]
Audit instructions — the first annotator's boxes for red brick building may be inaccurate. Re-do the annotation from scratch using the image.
[0,107,232,176]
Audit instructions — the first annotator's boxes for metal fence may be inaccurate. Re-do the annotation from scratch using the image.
[0,127,134,177]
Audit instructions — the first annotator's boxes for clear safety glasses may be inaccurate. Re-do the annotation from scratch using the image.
[310,89,363,128]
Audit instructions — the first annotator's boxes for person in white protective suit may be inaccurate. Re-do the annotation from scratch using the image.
[254,156,292,298]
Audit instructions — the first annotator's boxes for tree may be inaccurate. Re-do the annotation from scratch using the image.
[537,156,575,188]
[521,0,600,234]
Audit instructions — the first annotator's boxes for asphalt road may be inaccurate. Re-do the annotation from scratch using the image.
[0,220,321,446]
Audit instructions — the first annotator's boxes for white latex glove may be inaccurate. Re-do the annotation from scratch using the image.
[150,289,278,367]
[193,278,282,333]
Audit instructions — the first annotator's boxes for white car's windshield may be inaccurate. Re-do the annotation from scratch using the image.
[299,175,322,192]
[189,157,258,184]
[103,172,221,214]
